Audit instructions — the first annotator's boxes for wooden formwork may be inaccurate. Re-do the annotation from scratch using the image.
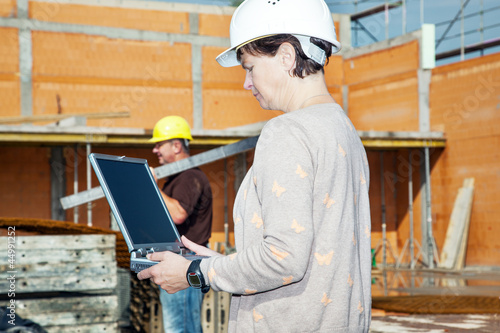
[0,234,120,332]
[201,289,231,333]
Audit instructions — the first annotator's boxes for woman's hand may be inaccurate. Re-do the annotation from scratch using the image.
[137,236,221,293]
[181,236,220,257]
[137,251,191,293]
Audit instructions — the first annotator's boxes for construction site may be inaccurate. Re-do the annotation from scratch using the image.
[0,0,499,332]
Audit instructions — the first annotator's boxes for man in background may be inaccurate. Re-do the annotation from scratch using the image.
[149,115,213,333]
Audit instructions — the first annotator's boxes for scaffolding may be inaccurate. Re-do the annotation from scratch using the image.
[343,0,500,63]
[0,121,447,270]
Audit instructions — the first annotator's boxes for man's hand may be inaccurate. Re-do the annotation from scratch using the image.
[149,166,158,183]
[137,251,191,293]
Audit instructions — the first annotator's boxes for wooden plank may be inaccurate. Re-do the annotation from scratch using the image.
[1,234,116,265]
[0,295,119,326]
[0,261,116,278]
[455,178,475,270]
[0,234,118,292]
[11,247,116,264]
[0,112,130,124]
[202,288,216,333]
[44,323,118,333]
[201,289,231,333]
[439,178,475,269]
[148,287,163,333]
[0,273,117,293]
[13,234,116,250]
[217,291,231,332]
[0,295,118,313]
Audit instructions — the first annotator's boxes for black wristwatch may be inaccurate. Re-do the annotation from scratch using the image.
[186,259,210,293]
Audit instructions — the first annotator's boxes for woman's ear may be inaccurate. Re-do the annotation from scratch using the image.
[278,42,296,72]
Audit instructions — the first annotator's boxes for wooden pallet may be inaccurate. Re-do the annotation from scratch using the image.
[0,234,120,332]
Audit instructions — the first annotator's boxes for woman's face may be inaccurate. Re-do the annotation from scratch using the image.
[240,50,286,111]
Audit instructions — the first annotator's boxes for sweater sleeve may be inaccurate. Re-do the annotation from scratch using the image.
[200,116,318,294]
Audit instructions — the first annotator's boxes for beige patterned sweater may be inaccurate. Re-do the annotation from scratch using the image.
[200,103,372,332]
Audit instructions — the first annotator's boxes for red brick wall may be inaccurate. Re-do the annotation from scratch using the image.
[0,0,16,18]
[345,41,420,132]
[0,27,19,117]
[429,53,500,266]
[31,31,194,129]
[30,2,191,33]
[0,147,52,219]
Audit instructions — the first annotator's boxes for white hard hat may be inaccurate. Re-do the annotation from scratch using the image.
[216,0,342,68]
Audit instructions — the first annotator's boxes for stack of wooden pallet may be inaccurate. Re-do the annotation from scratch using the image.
[0,234,120,332]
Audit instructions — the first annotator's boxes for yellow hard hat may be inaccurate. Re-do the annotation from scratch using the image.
[149,116,193,143]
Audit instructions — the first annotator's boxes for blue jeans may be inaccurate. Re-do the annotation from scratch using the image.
[159,286,204,333]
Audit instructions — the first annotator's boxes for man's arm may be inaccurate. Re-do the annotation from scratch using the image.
[150,166,188,225]
[159,191,188,225]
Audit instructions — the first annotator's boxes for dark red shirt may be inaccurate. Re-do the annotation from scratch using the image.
[161,168,213,245]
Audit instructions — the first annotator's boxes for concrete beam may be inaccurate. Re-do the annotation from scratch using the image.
[342,29,423,59]
[35,0,236,15]
[0,17,229,47]
[18,0,32,118]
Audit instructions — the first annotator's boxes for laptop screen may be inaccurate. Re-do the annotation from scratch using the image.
[92,155,181,247]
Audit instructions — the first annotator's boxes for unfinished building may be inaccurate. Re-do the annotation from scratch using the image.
[0,0,499,331]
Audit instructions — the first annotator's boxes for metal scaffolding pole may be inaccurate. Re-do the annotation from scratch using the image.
[460,0,465,61]
[480,0,484,56]
[385,0,389,40]
[409,151,415,269]
[224,159,229,248]
[74,144,79,224]
[396,150,424,270]
[86,142,92,227]
[402,0,406,35]
[381,152,387,267]
[424,147,434,268]
[436,0,471,50]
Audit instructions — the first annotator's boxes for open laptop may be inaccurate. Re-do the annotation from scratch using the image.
[89,153,205,273]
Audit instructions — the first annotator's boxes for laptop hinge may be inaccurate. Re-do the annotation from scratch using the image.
[132,245,184,258]
[131,248,154,258]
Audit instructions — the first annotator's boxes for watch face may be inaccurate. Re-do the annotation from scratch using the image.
[188,272,202,288]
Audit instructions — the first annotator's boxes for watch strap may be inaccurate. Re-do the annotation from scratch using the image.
[186,259,210,293]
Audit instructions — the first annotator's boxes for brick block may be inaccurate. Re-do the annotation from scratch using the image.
[348,71,419,131]
[199,13,231,37]
[0,0,16,17]
[29,2,190,34]
[0,27,19,73]
[344,41,419,86]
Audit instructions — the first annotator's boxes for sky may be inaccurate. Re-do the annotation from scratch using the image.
[328,0,500,64]
[152,0,500,65]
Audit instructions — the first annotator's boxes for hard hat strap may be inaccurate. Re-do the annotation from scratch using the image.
[293,34,326,66]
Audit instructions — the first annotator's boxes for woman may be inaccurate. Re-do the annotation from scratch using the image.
[139,0,372,331]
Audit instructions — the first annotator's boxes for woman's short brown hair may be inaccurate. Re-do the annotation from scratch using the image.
[236,34,333,78]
